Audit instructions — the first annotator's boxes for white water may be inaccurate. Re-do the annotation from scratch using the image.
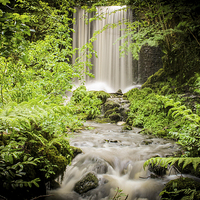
[73,7,134,92]
[47,122,182,200]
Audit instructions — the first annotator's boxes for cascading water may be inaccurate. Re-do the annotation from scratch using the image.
[72,6,135,93]
[46,122,183,200]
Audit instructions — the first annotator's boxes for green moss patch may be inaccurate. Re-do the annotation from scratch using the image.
[160,177,200,200]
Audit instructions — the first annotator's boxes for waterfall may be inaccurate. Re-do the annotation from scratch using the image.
[72,6,135,93]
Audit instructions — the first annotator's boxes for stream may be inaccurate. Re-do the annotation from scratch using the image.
[46,121,182,200]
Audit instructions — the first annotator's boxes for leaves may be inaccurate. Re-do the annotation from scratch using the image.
[0,0,10,5]
[144,157,200,171]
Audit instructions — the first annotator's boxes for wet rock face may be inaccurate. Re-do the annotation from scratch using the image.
[74,172,99,194]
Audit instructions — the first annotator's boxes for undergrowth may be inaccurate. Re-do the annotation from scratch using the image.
[0,98,84,199]
[127,75,200,199]
[0,85,109,199]
[68,85,109,120]
[125,87,200,157]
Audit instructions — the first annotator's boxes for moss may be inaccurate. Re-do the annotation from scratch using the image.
[45,147,68,176]
[160,177,200,200]
[91,91,110,104]
[104,107,119,118]
[74,172,99,194]
[71,146,82,158]
[94,117,111,123]
[104,101,120,111]
[142,68,167,89]
[122,125,132,130]
[109,113,121,123]
[157,130,168,137]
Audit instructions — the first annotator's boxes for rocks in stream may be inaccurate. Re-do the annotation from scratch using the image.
[74,172,99,194]
[102,90,130,123]
[148,161,167,177]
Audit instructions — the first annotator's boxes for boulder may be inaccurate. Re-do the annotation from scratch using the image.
[148,162,167,177]
[74,172,99,194]
[109,113,121,122]
[103,100,120,112]
[104,107,119,118]
[117,121,126,126]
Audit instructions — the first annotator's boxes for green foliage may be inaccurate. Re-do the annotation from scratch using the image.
[160,177,200,200]
[126,88,168,131]
[0,0,10,5]
[143,157,200,172]
[0,0,91,106]
[0,99,83,198]
[126,87,200,156]
[69,86,102,120]
[117,0,200,83]
[110,187,128,200]
[0,144,40,189]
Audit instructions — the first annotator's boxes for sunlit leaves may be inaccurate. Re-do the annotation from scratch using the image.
[0,0,10,5]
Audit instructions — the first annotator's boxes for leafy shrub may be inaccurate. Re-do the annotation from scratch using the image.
[69,86,103,119]
[126,87,200,156]
[0,99,83,199]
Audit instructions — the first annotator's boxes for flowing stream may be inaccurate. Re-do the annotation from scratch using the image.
[47,121,182,200]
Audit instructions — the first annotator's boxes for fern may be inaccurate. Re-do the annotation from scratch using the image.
[144,157,200,171]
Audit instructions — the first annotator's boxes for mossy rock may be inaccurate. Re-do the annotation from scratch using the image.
[103,101,120,112]
[74,172,99,194]
[141,140,153,145]
[148,162,167,177]
[94,117,111,123]
[104,107,119,118]
[109,113,121,123]
[140,128,153,135]
[71,146,82,158]
[50,180,61,190]
[116,89,123,95]
[160,177,200,200]
[45,147,68,177]
[122,125,132,130]
[142,68,168,89]
[92,91,110,104]
[126,116,134,126]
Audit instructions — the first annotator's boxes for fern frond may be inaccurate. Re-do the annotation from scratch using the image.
[144,157,200,172]
[192,158,200,170]
[182,158,193,169]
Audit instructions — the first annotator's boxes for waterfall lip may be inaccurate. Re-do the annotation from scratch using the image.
[73,6,135,93]
[71,82,142,94]
[85,82,115,93]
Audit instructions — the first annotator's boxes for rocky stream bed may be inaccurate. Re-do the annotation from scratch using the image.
[46,120,184,200]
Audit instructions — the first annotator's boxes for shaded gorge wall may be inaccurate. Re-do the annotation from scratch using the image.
[73,6,162,92]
